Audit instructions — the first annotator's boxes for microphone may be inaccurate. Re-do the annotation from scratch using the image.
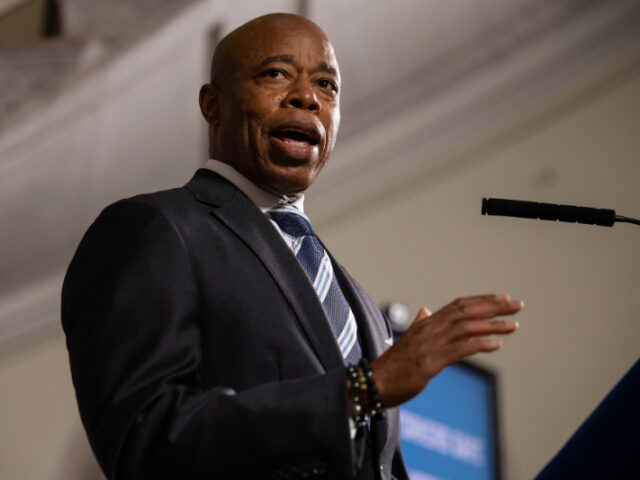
[482,198,640,227]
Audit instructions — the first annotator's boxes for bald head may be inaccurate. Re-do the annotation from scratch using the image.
[210,14,337,90]
[199,13,341,196]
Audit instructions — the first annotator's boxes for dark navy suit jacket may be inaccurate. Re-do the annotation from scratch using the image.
[62,169,408,479]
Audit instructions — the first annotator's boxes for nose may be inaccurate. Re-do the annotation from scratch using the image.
[285,78,320,112]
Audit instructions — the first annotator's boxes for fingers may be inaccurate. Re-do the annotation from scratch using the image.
[441,337,505,364]
[444,318,519,342]
[414,294,522,338]
[441,294,523,322]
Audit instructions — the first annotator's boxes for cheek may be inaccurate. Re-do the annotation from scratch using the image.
[242,89,284,118]
[241,94,282,136]
[324,111,340,152]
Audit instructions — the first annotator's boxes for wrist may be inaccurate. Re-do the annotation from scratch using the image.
[346,358,386,427]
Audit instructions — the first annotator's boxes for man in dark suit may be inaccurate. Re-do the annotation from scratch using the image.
[62,13,522,479]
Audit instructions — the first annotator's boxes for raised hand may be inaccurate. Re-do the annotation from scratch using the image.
[371,294,522,407]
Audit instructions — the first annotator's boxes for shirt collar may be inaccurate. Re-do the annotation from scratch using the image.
[203,159,305,213]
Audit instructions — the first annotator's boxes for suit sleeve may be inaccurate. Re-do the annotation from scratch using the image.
[62,199,356,479]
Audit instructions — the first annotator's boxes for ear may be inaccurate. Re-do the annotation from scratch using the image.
[199,83,220,124]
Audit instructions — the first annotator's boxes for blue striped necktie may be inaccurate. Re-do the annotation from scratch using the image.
[268,205,362,364]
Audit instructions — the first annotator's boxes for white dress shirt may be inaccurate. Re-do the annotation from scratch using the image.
[204,159,305,250]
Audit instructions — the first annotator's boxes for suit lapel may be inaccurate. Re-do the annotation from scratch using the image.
[185,169,345,372]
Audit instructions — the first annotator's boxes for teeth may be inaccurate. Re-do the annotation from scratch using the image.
[283,139,309,147]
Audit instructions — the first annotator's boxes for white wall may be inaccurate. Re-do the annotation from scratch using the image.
[0,337,98,480]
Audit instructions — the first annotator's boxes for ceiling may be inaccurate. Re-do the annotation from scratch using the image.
[312,0,530,106]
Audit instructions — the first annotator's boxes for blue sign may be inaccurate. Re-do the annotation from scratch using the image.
[399,363,498,480]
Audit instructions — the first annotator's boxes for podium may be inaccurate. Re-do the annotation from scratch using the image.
[535,358,640,479]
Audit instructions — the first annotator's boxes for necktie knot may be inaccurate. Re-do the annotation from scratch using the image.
[268,205,315,239]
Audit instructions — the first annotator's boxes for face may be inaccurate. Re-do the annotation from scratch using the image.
[200,17,341,196]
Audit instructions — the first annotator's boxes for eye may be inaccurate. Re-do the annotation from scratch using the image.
[318,79,338,92]
[265,69,285,79]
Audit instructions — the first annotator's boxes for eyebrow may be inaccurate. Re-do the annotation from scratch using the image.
[318,61,338,77]
[256,55,339,78]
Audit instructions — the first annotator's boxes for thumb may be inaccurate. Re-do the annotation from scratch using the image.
[415,306,432,321]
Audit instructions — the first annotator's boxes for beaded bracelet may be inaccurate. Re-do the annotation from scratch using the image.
[347,358,386,427]
[347,363,367,428]
[359,358,385,420]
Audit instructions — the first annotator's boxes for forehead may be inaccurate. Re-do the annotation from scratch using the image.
[237,22,339,72]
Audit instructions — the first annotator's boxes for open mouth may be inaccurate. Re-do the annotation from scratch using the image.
[270,124,322,161]
[272,129,319,147]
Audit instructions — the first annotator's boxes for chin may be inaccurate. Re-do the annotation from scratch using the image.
[262,172,314,196]
[262,162,319,193]
[269,180,310,196]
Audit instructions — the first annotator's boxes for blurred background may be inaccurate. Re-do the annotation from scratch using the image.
[1,0,639,478]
